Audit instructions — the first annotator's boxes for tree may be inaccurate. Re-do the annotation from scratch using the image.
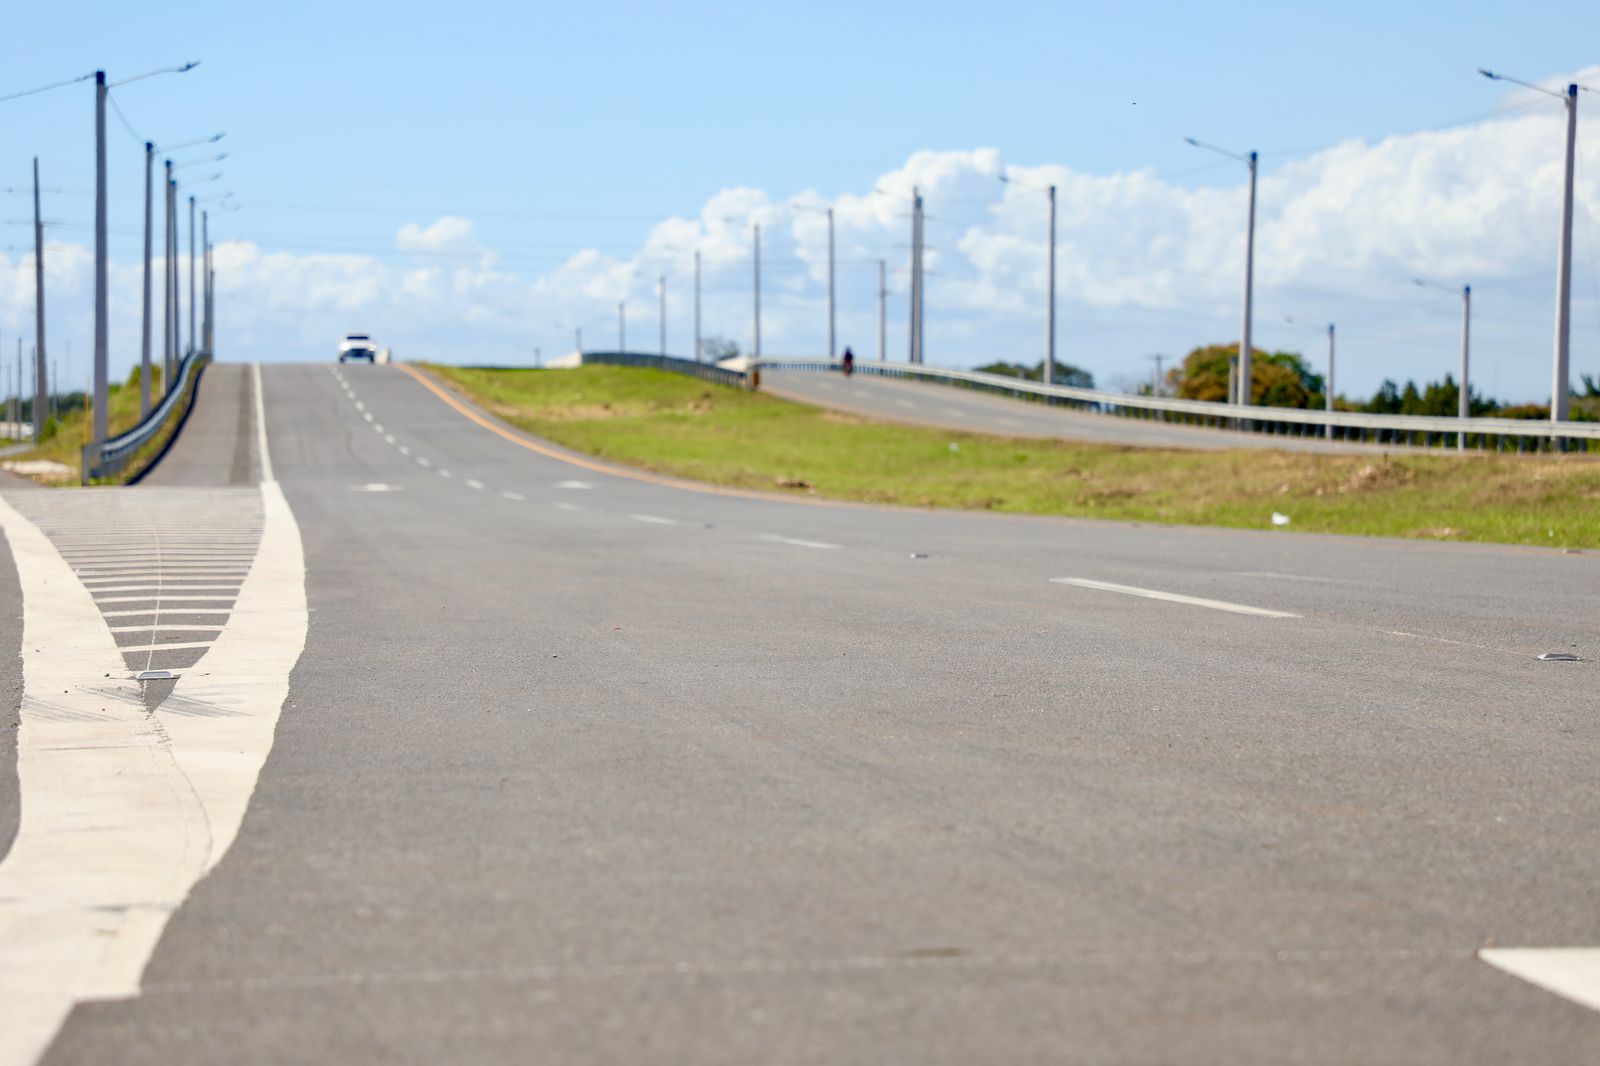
[1172,343,1323,408]
[701,336,739,361]
[973,359,1094,389]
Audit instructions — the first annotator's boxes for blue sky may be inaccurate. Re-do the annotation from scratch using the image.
[4,1,1600,402]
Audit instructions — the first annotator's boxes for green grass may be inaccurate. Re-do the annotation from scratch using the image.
[9,365,170,485]
[430,364,1600,549]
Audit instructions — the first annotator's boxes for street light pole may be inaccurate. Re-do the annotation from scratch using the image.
[1240,151,1257,406]
[188,194,197,356]
[1046,184,1057,386]
[164,162,175,385]
[1554,84,1577,424]
[140,143,154,415]
[908,187,923,364]
[618,300,626,352]
[1184,139,1257,405]
[658,274,666,357]
[201,210,211,353]
[31,157,47,441]
[92,70,109,451]
[877,258,886,362]
[752,224,762,358]
[1460,285,1472,450]
[693,250,702,361]
[827,207,836,359]
[1325,323,1335,439]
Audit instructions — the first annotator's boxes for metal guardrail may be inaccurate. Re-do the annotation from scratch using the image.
[82,349,212,482]
[580,351,746,389]
[750,357,1600,452]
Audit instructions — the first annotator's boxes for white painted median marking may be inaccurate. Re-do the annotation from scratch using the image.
[499,490,526,502]
[759,534,842,550]
[629,514,676,525]
[0,362,308,1065]
[1481,948,1600,1013]
[1050,578,1300,619]
[557,480,592,490]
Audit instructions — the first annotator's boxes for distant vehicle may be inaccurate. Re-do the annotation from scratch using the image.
[339,334,378,363]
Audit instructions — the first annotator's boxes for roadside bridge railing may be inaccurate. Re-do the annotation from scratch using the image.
[748,357,1600,453]
[82,349,212,483]
[580,351,746,389]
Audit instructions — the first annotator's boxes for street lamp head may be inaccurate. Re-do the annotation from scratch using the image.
[1478,68,1500,81]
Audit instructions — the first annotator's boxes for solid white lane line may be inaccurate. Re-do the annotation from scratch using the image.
[1481,949,1600,1012]
[101,609,232,618]
[86,585,242,594]
[759,533,842,550]
[1050,578,1300,619]
[464,479,485,490]
[499,490,526,501]
[629,514,676,525]
[93,595,237,604]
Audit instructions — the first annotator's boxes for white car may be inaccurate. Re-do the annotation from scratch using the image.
[338,334,378,363]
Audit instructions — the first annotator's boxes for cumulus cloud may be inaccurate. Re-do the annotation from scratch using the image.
[5,76,1600,401]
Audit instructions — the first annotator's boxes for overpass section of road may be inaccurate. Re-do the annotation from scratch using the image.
[763,368,1396,453]
[0,362,1595,1064]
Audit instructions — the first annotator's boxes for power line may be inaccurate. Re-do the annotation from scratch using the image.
[0,70,95,105]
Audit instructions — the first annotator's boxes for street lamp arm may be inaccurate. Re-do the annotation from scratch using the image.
[1478,68,1568,101]
[0,70,96,105]
[110,61,201,88]
[1184,137,1251,163]
[156,133,226,153]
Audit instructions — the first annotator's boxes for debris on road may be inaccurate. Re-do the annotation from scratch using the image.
[1271,512,1291,526]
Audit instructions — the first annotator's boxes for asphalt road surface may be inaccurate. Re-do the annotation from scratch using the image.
[762,368,1390,452]
[3,361,1597,1064]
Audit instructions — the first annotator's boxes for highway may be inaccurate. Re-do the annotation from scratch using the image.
[762,368,1391,452]
[2,361,1597,1064]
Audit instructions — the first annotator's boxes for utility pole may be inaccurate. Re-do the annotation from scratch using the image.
[1553,83,1578,427]
[575,327,582,354]
[693,250,702,361]
[1459,285,1472,451]
[1046,184,1057,386]
[188,194,196,357]
[618,300,626,352]
[658,274,666,357]
[92,70,109,451]
[1239,150,1257,406]
[752,224,762,358]
[1147,354,1164,397]
[1325,323,1335,439]
[164,162,175,385]
[876,258,886,362]
[31,157,47,441]
[140,143,154,416]
[915,184,928,363]
[826,207,836,358]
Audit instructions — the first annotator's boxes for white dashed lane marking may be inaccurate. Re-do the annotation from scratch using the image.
[1051,578,1299,619]
[629,514,676,525]
[499,490,526,501]
[465,479,485,490]
[759,534,842,550]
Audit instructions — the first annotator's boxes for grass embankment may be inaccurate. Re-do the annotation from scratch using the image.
[8,366,169,485]
[429,365,1600,549]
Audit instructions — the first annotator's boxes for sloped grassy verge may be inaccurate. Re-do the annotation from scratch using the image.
[428,364,1600,549]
